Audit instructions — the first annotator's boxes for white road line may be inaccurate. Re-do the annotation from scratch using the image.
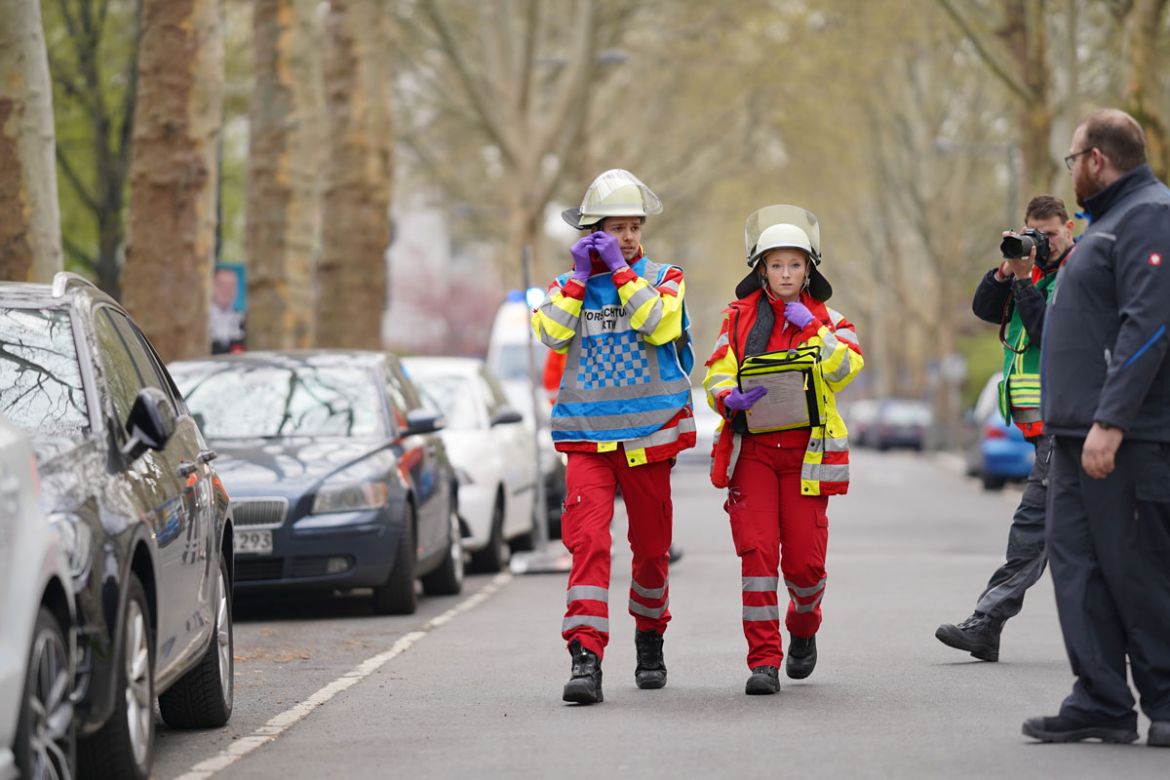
[174,573,512,780]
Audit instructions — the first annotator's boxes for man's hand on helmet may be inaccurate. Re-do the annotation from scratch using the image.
[570,236,595,283]
[592,232,628,273]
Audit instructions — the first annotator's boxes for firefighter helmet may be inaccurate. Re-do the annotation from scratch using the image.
[561,169,663,229]
[738,204,833,301]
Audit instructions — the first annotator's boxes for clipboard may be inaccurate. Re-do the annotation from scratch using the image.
[738,346,826,433]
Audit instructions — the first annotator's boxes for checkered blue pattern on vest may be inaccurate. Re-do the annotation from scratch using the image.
[578,330,651,390]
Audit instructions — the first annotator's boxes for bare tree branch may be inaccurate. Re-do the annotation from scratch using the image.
[419,0,519,166]
[935,0,1032,102]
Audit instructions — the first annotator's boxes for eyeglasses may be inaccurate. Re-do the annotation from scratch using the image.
[1064,148,1094,171]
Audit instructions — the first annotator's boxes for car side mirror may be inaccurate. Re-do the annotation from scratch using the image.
[405,408,445,436]
[121,387,177,459]
[490,407,524,426]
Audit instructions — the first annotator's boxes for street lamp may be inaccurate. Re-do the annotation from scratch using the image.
[933,138,1021,228]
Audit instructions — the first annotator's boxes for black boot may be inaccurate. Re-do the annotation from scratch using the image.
[745,665,781,695]
[786,634,817,679]
[1021,714,1138,744]
[935,613,1003,661]
[562,641,603,704]
[634,630,667,689]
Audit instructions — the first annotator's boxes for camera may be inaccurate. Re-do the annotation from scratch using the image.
[999,228,1050,265]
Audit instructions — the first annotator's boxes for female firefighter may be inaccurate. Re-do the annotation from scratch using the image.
[703,205,863,695]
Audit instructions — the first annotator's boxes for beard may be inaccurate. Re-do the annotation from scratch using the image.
[1073,166,1101,208]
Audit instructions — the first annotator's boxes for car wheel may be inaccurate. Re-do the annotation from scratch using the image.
[372,505,417,615]
[470,498,507,573]
[159,554,233,728]
[79,573,154,780]
[15,606,75,780]
[982,474,1007,491]
[421,505,464,596]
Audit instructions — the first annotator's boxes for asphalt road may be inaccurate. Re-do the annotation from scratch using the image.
[153,448,1169,779]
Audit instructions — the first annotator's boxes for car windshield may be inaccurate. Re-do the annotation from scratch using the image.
[413,374,480,429]
[171,361,385,438]
[0,307,89,440]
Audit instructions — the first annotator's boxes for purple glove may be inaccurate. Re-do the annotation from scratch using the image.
[784,301,816,329]
[724,385,768,413]
[569,236,594,283]
[592,231,628,272]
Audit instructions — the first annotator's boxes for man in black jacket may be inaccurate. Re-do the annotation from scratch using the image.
[935,196,1073,662]
[1022,108,1170,747]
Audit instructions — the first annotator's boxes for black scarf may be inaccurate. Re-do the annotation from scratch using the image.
[744,290,774,357]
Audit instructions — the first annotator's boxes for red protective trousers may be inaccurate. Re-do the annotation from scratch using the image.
[560,449,673,660]
[726,432,829,669]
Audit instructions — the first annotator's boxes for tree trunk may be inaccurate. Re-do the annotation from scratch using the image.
[1001,0,1057,196]
[1122,0,1170,180]
[246,0,323,350]
[0,0,63,282]
[123,0,225,361]
[317,0,392,349]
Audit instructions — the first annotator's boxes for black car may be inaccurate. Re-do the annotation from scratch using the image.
[168,351,463,614]
[0,273,235,780]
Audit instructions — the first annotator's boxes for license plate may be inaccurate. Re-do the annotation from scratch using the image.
[234,529,273,555]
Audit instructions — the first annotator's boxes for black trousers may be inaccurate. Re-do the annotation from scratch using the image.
[1047,436,1170,725]
[975,435,1051,621]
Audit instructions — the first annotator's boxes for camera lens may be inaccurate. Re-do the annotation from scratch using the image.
[999,234,1035,260]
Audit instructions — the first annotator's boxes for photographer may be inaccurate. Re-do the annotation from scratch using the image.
[935,195,1074,662]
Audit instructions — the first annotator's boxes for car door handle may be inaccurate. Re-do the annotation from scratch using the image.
[197,449,218,464]
[178,461,198,478]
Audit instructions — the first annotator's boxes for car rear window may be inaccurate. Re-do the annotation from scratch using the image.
[171,362,386,438]
[414,373,481,429]
[0,307,89,440]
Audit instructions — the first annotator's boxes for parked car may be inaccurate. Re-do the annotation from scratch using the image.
[499,379,567,539]
[169,351,462,614]
[964,372,1035,489]
[842,398,881,448]
[0,273,235,780]
[870,398,933,451]
[403,356,537,571]
[0,418,76,780]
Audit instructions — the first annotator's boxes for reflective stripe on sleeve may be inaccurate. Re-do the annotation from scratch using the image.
[802,462,850,482]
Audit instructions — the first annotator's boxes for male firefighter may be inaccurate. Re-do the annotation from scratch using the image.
[936,195,1074,661]
[533,168,695,705]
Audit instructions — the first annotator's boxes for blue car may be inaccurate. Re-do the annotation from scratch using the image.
[979,412,1034,490]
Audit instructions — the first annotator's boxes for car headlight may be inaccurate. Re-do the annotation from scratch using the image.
[312,481,390,514]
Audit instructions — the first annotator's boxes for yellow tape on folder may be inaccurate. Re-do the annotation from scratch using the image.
[738,346,827,433]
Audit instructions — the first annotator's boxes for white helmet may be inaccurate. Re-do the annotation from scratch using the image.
[737,204,833,301]
[561,169,663,229]
[749,223,814,265]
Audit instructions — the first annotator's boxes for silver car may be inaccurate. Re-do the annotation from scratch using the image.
[0,417,76,780]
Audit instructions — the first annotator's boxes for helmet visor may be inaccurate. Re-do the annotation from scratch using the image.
[744,205,821,265]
